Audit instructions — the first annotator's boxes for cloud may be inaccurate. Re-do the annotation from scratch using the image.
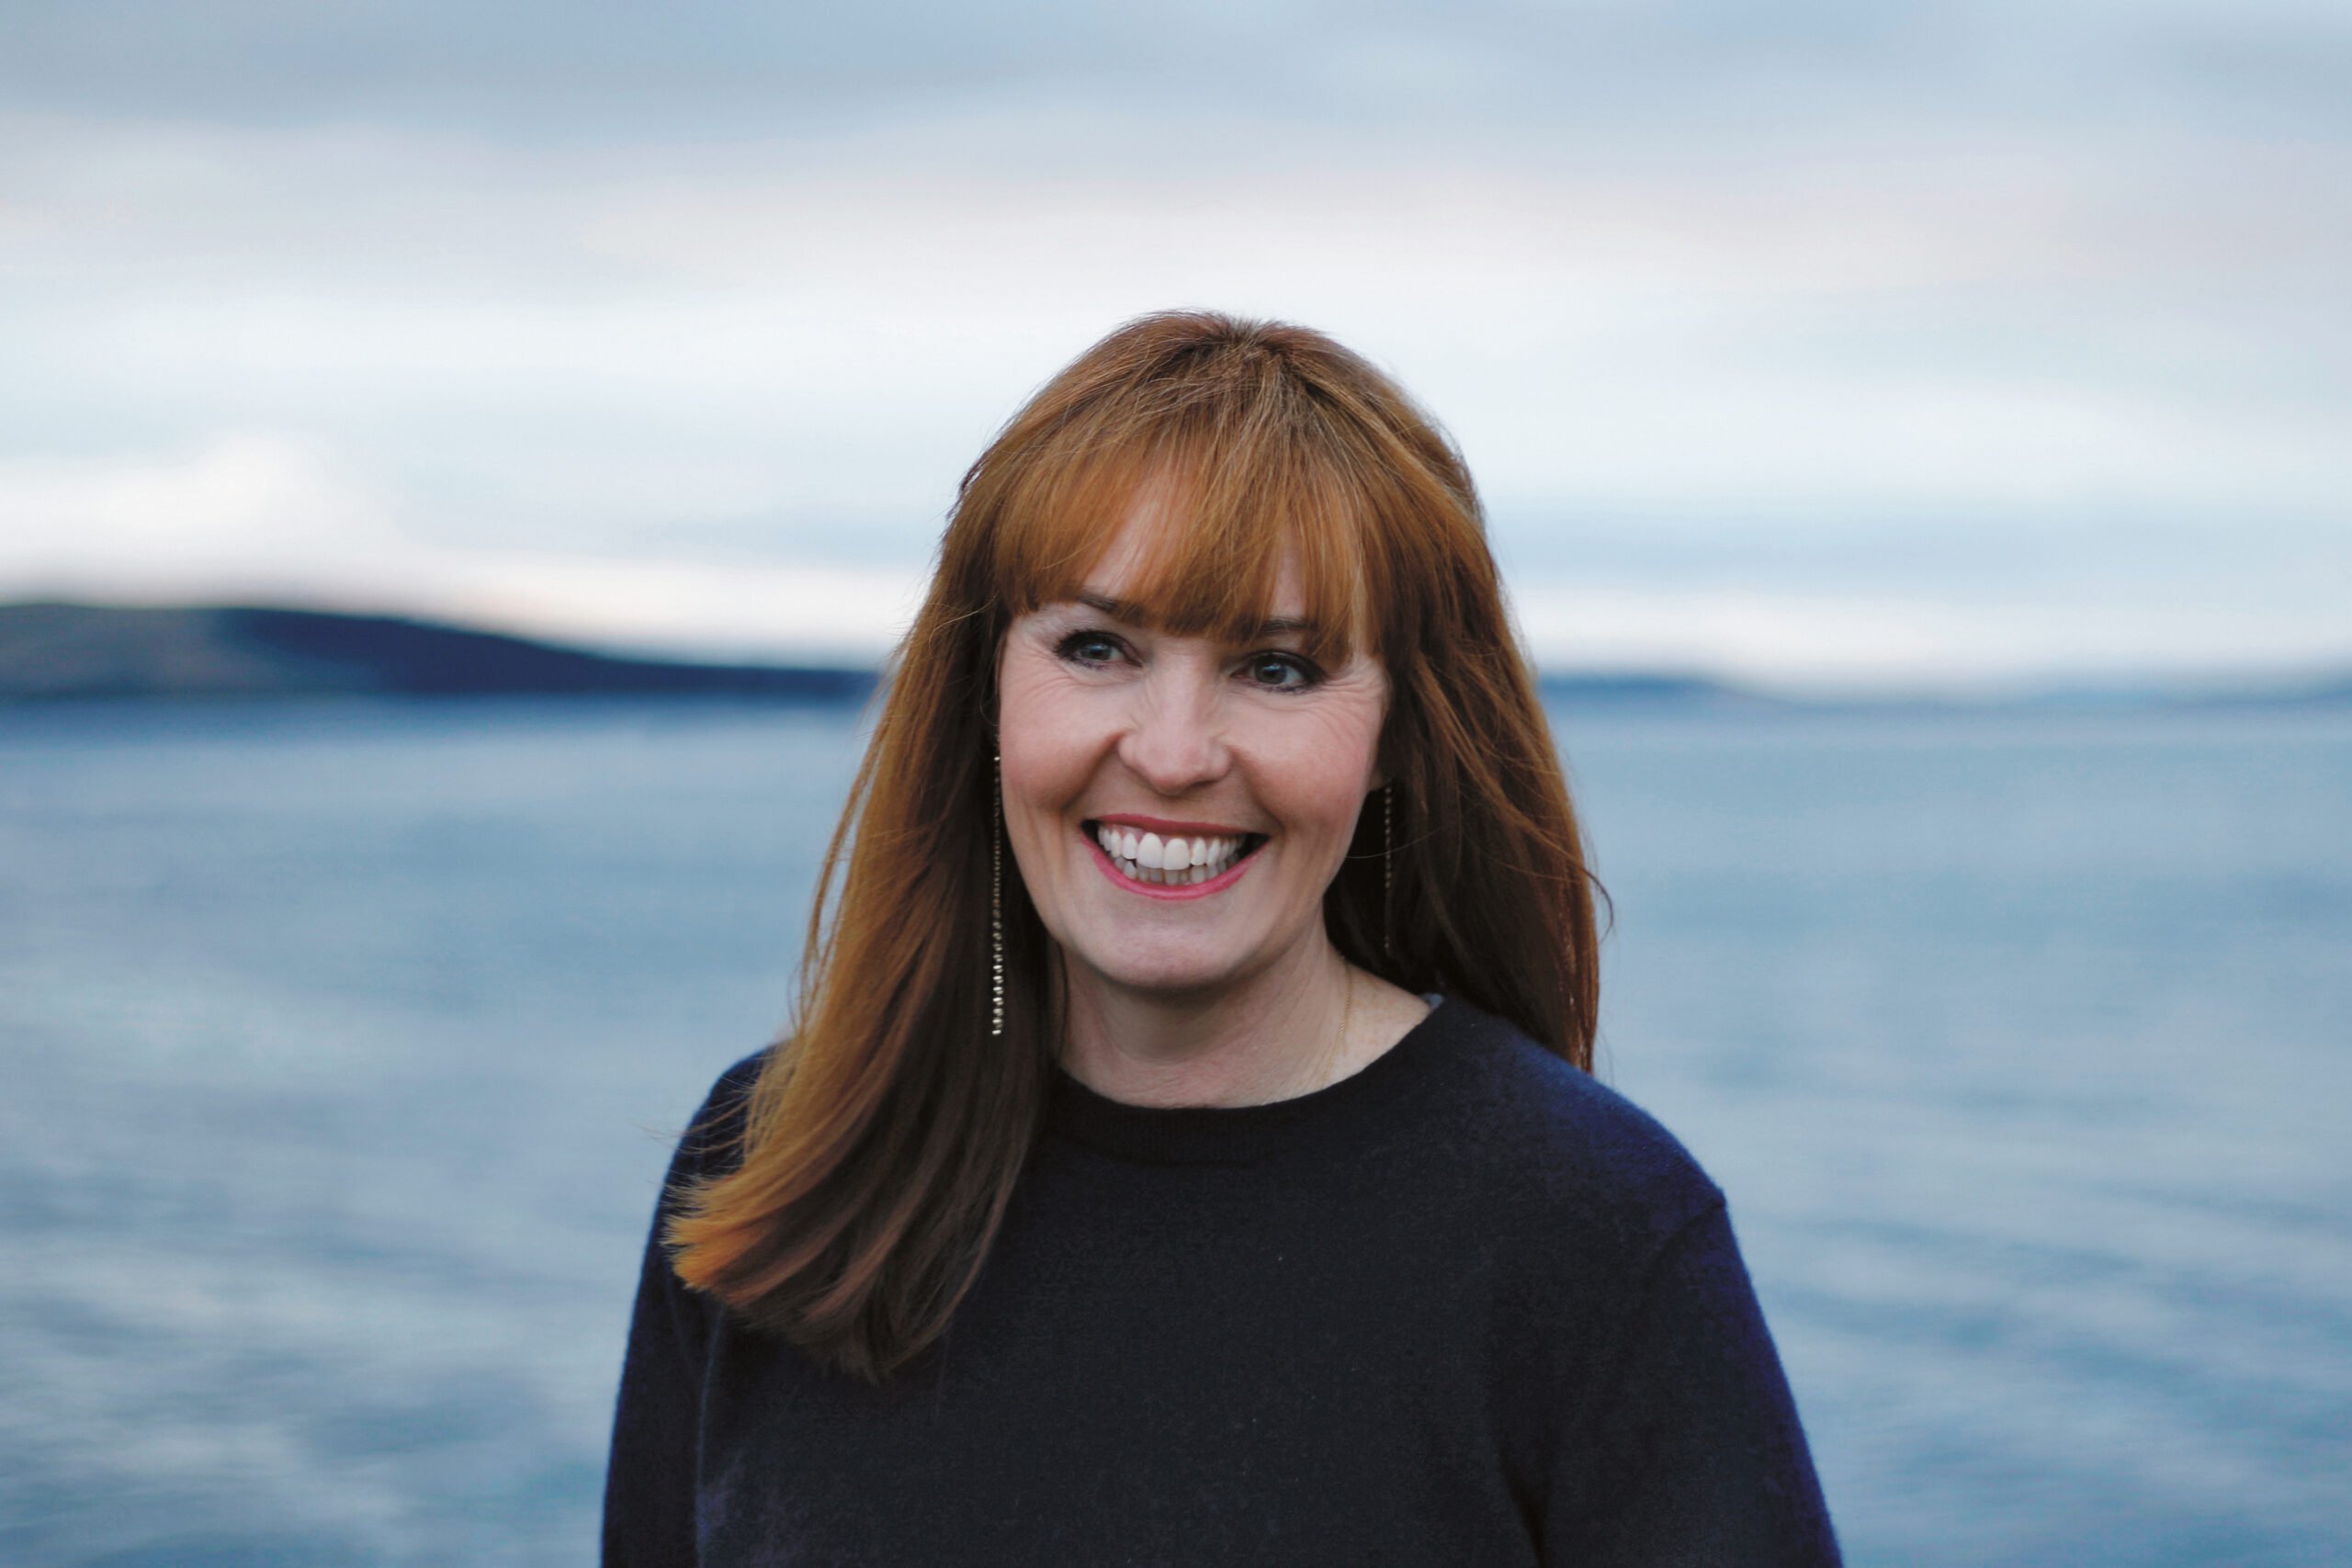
[1506,577,2351,694]
[1,1,2345,684]
[5,0,2346,145]
[0,436,398,567]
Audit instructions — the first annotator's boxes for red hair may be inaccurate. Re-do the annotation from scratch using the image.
[667,310,1603,1382]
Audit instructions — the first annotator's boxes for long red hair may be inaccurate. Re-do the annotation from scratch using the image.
[667,310,1603,1382]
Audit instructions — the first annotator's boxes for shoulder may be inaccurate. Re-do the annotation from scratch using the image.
[657,1044,775,1203]
[694,1045,771,1135]
[1419,997,1725,1265]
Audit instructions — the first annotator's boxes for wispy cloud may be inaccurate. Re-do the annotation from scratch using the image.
[3,1,2346,685]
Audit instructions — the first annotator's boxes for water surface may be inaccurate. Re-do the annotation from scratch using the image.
[3,697,2346,1565]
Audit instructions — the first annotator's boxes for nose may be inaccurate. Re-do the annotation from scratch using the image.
[1116,658,1230,796]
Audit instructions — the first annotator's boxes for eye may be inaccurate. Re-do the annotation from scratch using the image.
[1242,651,1322,691]
[1053,628,1128,668]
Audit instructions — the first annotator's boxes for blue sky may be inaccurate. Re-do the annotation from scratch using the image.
[2,0,2346,692]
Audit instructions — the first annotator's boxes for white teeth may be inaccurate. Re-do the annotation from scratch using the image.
[1091,824,1252,885]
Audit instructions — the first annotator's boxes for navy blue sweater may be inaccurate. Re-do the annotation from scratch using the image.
[604,995,1840,1565]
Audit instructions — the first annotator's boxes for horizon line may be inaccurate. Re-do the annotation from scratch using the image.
[5,593,2346,709]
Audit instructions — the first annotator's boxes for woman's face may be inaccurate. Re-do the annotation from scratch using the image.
[995,495,1389,1005]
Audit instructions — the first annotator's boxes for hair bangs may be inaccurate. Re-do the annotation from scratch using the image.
[987,389,1376,668]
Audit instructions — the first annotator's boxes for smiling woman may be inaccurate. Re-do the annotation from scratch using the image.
[603,311,1841,1565]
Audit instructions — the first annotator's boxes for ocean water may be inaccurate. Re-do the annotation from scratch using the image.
[2,696,2346,1566]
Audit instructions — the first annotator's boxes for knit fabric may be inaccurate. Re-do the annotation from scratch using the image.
[604,995,1841,1565]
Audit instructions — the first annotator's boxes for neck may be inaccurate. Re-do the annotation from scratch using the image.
[1054,933,1366,1109]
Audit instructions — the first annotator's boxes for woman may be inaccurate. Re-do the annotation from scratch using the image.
[605,311,1840,1565]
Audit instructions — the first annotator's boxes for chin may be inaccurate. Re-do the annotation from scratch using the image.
[1083,945,1248,999]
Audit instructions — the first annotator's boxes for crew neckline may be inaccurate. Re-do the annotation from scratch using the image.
[1044,993,1457,1166]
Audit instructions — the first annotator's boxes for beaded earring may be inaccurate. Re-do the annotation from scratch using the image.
[1383,780,1395,961]
[990,754,1005,1039]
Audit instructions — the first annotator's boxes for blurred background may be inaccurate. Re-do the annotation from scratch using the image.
[3,2,2346,1564]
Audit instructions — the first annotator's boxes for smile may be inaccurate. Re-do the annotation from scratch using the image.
[1083,820,1268,897]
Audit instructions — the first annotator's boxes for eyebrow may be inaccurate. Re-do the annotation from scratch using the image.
[1074,591,1317,638]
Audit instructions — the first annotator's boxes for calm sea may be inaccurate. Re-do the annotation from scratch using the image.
[3,697,2346,1566]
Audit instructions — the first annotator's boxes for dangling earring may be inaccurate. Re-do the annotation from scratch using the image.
[990,754,1005,1039]
[1382,780,1395,961]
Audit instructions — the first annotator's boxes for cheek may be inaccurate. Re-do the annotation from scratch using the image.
[995,658,1092,811]
[1251,703,1385,838]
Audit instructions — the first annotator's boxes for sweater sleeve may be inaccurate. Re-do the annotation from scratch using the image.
[1542,1200,1842,1566]
[602,1055,762,1568]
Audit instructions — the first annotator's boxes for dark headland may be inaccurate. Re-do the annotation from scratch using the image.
[0,600,2344,711]
[0,601,875,704]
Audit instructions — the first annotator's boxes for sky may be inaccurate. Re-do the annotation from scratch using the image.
[2,0,2346,694]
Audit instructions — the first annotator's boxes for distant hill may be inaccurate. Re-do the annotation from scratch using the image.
[2171,673,2352,710]
[1536,671,1781,709]
[0,602,876,703]
[1541,668,2352,713]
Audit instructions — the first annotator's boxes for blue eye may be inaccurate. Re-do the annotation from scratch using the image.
[1245,652,1321,691]
[1055,629,1125,666]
